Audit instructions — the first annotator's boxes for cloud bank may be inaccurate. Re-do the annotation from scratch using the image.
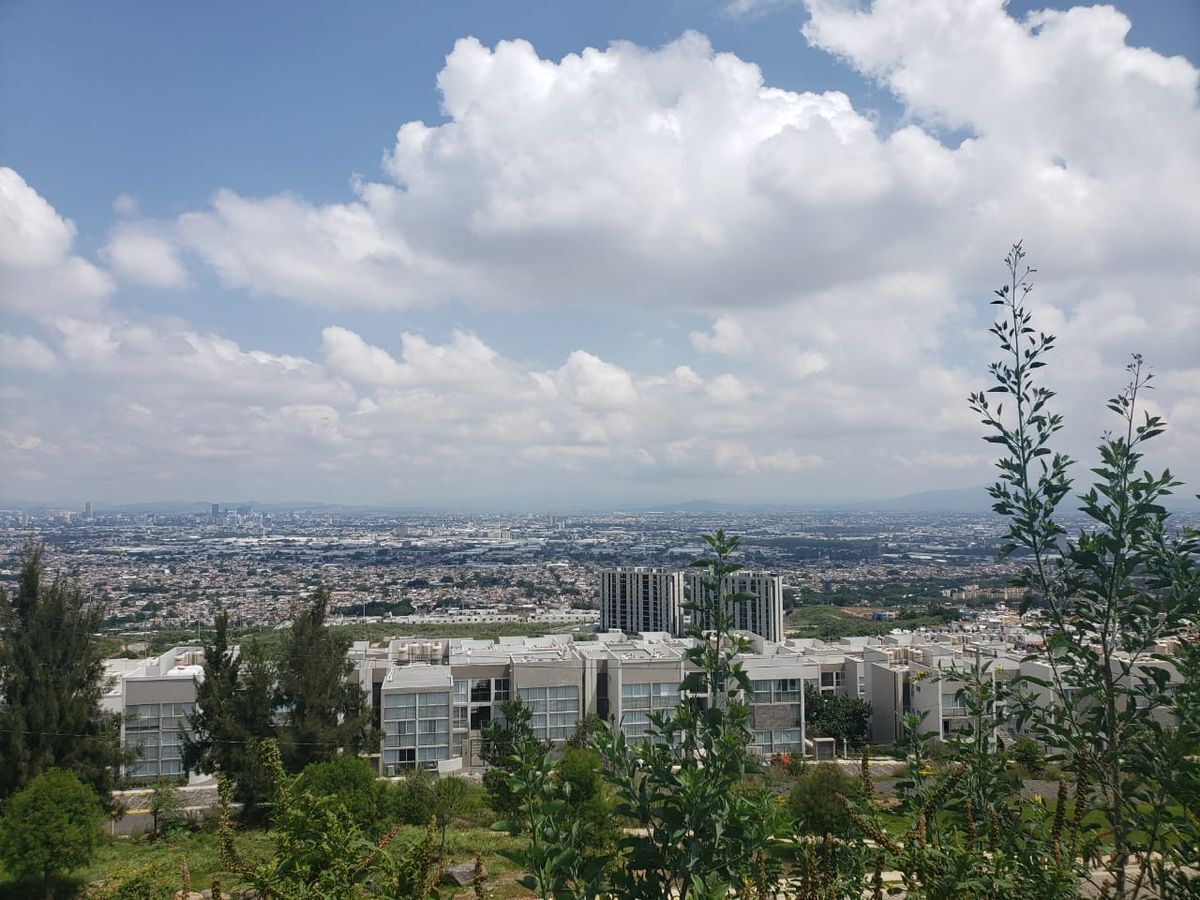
[2,0,1197,505]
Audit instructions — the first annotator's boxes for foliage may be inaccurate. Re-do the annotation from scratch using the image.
[148,781,185,839]
[803,684,872,745]
[296,755,389,839]
[275,588,376,773]
[217,739,441,899]
[1011,737,1047,776]
[183,611,277,822]
[78,858,178,900]
[501,530,788,899]
[0,768,104,896]
[431,775,473,854]
[480,698,539,827]
[969,241,1200,898]
[788,763,862,838]
[843,670,1083,900]
[495,718,609,899]
[0,544,127,802]
[385,768,435,827]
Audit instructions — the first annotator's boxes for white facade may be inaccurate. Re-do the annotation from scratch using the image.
[688,571,785,643]
[112,646,204,783]
[600,567,684,636]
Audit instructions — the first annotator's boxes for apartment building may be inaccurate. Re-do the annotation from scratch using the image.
[105,619,1183,781]
[687,571,785,643]
[599,567,684,635]
[105,646,204,783]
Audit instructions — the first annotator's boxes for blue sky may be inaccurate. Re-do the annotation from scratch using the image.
[2,0,1198,508]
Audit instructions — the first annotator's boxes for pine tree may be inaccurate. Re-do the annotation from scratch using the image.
[0,543,125,801]
[274,587,374,772]
[182,610,276,820]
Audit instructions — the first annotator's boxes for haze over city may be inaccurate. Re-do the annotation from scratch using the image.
[3,0,1198,509]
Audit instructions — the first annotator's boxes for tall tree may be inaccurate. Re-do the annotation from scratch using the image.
[0,543,125,800]
[969,242,1199,898]
[274,587,374,772]
[182,610,276,820]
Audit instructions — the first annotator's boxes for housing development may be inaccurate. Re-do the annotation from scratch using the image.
[104,612,1188,784]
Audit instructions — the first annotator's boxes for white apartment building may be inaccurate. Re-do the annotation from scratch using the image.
[104,646,204,783]
[600,567,684,636]
[687,572,785,643]
[106,619,1182,781]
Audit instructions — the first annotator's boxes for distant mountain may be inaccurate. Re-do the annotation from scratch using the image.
[646,499,745,513]
[852,485,1200,515]
[850,486,996,513]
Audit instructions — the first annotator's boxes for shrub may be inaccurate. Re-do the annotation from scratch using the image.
[296,754,388,837]
[0,768,104,896]
[788,763,862,838]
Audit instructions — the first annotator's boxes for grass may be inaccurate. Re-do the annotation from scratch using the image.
[0,825,533,900]
[785,605,945,639]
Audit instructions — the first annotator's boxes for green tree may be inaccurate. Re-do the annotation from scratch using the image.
[480,698,538,825]
[506,530,788,899]
[182,611,277,821]
[384,766,435,826]
[969,242,1200,898]
[147,780,184,838]
[296,753,389,838]
[555,747,620,867]
[788,763,862,838]
[0,768,104,899]
[431,775,472,855]
[217,739,442,899]
[275,588,375,772]
[804,684,872,745]
[0,544,126,801]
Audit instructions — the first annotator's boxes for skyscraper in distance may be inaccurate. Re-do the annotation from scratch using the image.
[600,567,684,635]
[687,572,785,643]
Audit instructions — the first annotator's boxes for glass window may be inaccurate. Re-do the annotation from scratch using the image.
[775,679,802,702]
[651,683,679,709]
[470,679,491,703]
[622,682,651,710]
[752,680,772,703]
[494,678,510,701]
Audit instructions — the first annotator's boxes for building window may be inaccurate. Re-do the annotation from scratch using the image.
[775,679,802,703]
[621,682,651,710]
[752,680,772,703]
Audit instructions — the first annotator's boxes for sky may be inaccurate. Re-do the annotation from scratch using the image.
[1,0,1198,510]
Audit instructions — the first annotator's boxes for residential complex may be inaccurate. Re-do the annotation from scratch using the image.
[103,646,203,783]
[687,571,785,643]
[599,567,683,635]
[102,619,1188,782]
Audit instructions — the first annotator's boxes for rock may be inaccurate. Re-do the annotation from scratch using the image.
[440,861,486,886]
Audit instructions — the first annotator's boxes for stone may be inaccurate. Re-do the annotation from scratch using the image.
[440,861,486,886]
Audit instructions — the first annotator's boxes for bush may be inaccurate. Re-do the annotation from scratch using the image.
[0,768,104,894]
[383,767,435,826]
[296,754,388,837]
[1010,737,1046,775]
[80,859,178,900]
[788,763,862,838]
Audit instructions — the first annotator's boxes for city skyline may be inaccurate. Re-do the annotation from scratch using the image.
[3,0,1198,508]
